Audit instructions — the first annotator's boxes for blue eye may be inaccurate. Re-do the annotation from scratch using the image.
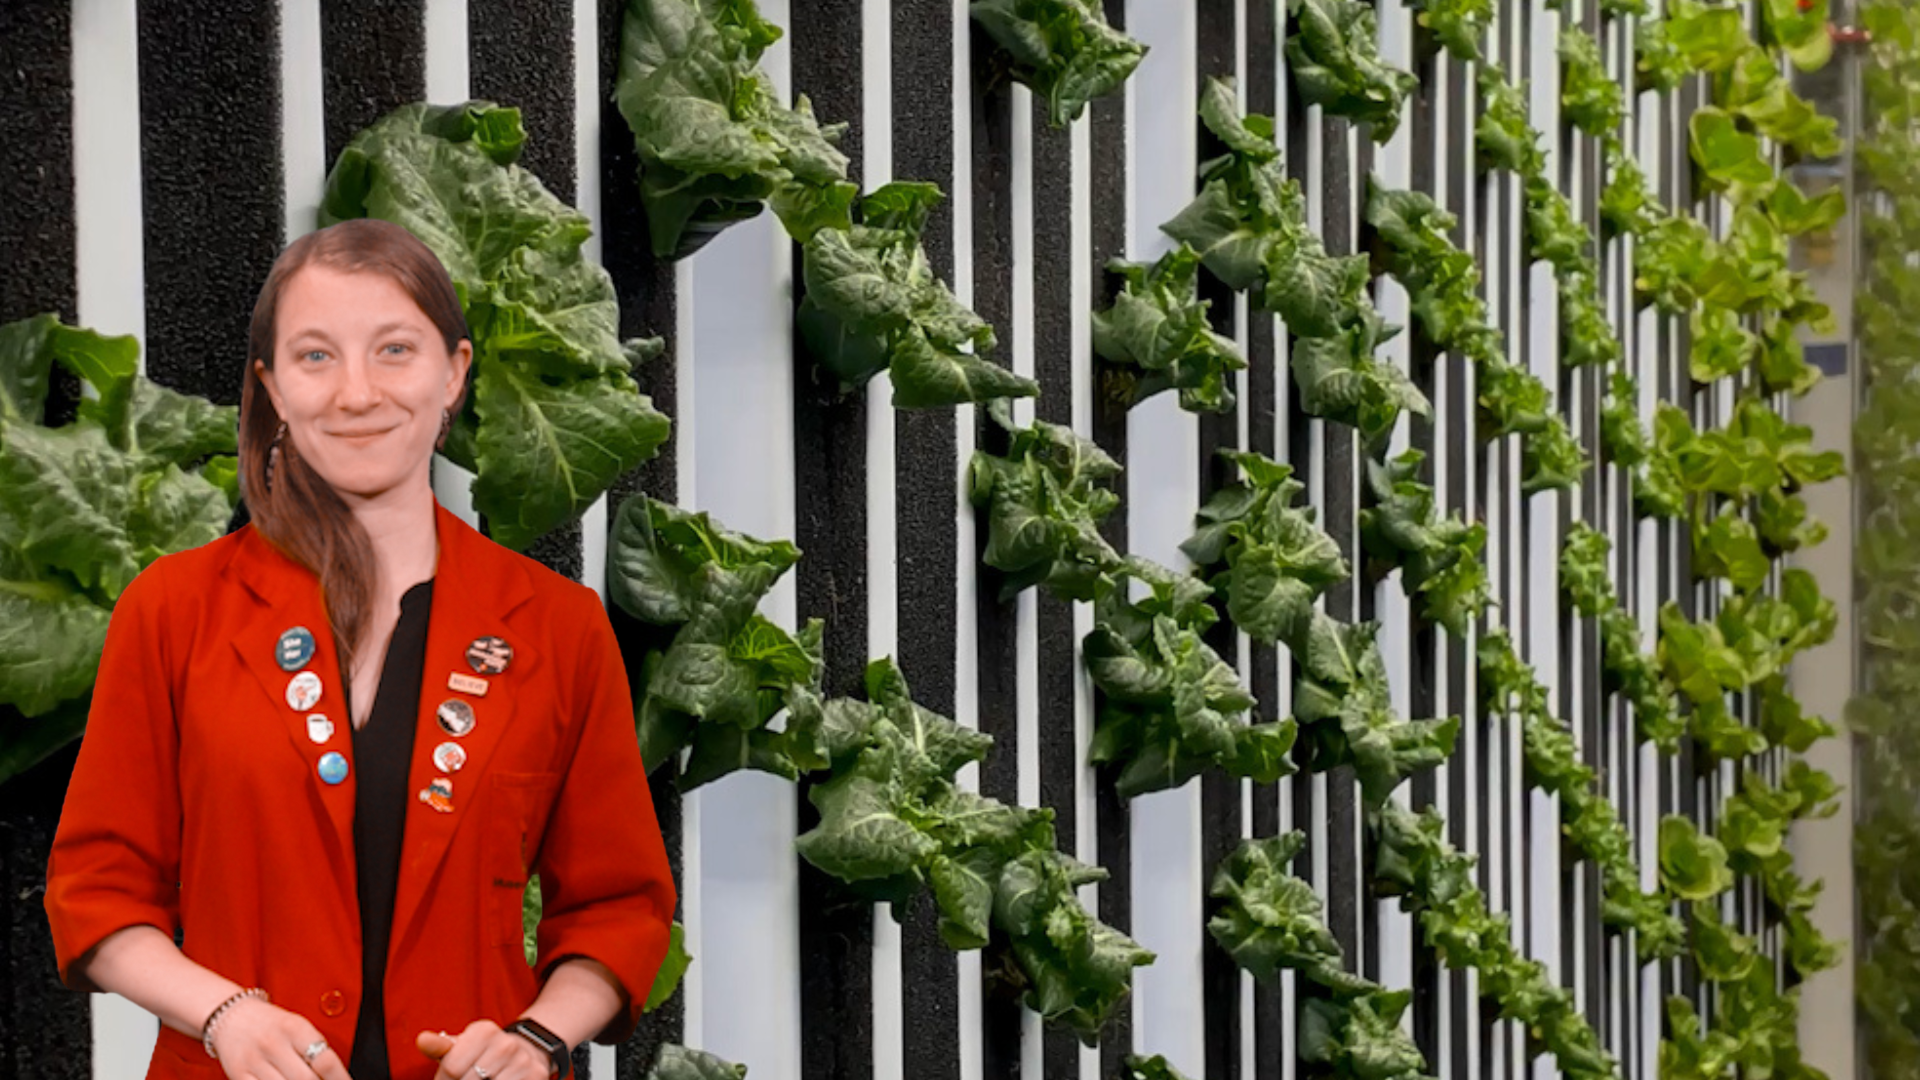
[384,342,412,356]
[301,350,327,363]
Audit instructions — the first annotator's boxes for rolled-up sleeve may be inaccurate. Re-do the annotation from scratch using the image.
[532,587,676,1043]
[44,559,183,990]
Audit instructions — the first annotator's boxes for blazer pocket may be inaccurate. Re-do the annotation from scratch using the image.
[485,770,559,947]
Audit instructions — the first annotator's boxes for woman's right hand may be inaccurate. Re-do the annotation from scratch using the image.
[208,997,354,1080]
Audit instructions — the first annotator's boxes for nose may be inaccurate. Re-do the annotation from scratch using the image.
[336,353,381,411]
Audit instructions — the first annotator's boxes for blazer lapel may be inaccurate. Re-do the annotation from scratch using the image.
[389,500,537,952]
[225,527,360,891]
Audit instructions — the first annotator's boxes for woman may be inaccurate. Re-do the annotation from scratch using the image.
[45,218,676,1080]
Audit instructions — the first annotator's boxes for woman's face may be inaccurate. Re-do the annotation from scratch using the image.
[254,264,472,504]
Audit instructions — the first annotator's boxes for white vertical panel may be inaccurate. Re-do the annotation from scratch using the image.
[1523,4,1564,1078]
[1633,56,1665,1080]
[571,0,617,1066]
[424,0,470,106]
[1372,0,1418,1012]
[424,0,480,526]
[73,2,158,1072]
[1070,78,1102,1080]
[574,0,609,609]
[674,3,804,1075]
[950,6,987,1080]
[1124,0,1204,1071]
[860,1,903,1077]
[1007,80,1049,1078]
[282,0,326,243]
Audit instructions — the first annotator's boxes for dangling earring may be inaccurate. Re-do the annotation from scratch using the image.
[436,407,453,450]
[266,420,288,493]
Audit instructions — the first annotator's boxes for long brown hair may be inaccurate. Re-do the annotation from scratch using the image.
[237,218,471,689]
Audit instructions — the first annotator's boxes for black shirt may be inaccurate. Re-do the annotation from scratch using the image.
[345,579,435,1080]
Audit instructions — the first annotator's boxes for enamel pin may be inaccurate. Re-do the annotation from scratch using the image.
[306,714,334,744]
[433,741,467,773]
[465,636,513,675]
[448,672,489,697]
[436,699,476,738]
[317,751,349,785]
[276,626,316,672]
[420,777,454,813]
[286,671,323,711]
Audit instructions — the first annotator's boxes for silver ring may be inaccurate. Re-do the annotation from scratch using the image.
[303,1039,327,1063]
[474,1068,491,1080]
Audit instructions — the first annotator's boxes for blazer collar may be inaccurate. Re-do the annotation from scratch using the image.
[224,499,539,951]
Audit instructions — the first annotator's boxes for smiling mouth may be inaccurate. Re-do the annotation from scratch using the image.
[332,428,396,441]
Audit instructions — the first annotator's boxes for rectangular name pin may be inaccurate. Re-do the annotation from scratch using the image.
[448,672,490,696]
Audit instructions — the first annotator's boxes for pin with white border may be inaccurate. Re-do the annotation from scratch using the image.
[306,714,334,744]
[436,699,475,738]
[276,627,316,672]
[433,741,467,774]
[286,671,323,711]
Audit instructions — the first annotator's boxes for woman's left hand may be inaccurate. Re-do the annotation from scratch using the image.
[417,1021,553,1080]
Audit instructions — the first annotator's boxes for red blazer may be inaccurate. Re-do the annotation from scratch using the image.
[45,499,676,1078]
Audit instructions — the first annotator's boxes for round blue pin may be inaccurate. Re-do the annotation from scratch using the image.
[317,751,349,785]
[276,626,316,672]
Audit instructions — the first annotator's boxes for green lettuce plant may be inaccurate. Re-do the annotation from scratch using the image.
[1659,814,1734,901]
[1083,558,1296,797]
[970,0,1148,125]
[1093,244,1247,413]
[1636,17,1689,94]
[1600,372,1650,468]
[1560,28,1624,147]
[1760,0,1833,70]
[1292,610,1460,808]
[1181,450,1348,647]
[0,316,238,777]
[1522,415,1588,495]
[1524,176,1594,277]
[1209,833,1353,986]
[1359,449,1491,635]
[1365,179,1502,363]
[1407,0,1492,61]
[969,402,1123,601]
[1163,80,1371,340]
[1371,800,1619,1078]
[1285,0,1418,141]
[1477,359,1553,441]
[799,182,1039,406]
[607,495,823,790]
[645,1045,748,1080]
[1476,66,1544,176]
[321,101,672,551]
[1600,155,1657,241]
[616,0,855,259]
[795,658,1153,1041]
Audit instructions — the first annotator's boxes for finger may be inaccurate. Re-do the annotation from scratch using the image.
[433,1031,483,1080]
[417,1030,457,1060]
[308,1041,355,1080]
[464,1044,520,1080]
[261,1041,320,1080]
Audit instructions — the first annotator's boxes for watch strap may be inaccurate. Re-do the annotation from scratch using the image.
[506,1017,571,1080]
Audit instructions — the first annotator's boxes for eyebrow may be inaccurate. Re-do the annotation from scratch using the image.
[285,321,426,345]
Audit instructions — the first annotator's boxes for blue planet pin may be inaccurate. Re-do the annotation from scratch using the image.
[276,626,316,672]
[317,751,349,785]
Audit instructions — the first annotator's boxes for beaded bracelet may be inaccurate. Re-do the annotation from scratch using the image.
[201,987,269,1059]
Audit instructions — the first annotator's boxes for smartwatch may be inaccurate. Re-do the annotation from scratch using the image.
[506,1017,571,1079]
